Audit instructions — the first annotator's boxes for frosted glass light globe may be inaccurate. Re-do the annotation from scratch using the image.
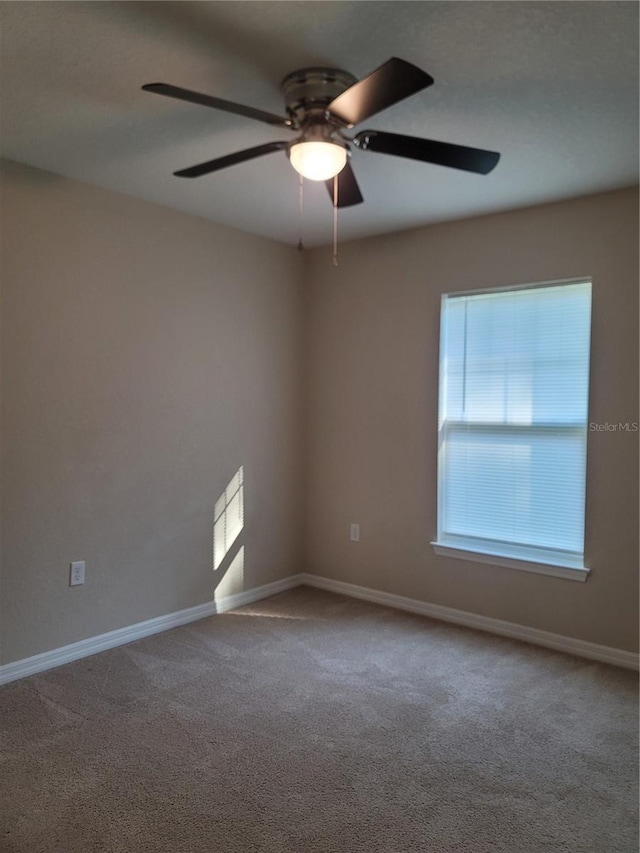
[289,141,347,181]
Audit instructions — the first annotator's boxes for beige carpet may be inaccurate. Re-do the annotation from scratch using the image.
[0,586,637,853]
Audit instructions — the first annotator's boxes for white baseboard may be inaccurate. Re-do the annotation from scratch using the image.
[298,573,639,671]
[0,574,303,686]
[1,570,636,684]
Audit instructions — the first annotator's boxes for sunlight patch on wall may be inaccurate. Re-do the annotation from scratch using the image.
[213,466,244,571]
[214,545,245,604]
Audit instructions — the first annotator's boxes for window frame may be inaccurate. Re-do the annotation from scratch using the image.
[432,277,592,583]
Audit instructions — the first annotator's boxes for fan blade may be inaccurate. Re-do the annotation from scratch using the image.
[324,160,364,207]
[142,83,293,129]
[174,141,289,178]
[354,130,500,174]
[327,58,433,128]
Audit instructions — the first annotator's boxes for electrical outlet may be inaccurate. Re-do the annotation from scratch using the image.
[350,523,360,542]
[69,560,85,586]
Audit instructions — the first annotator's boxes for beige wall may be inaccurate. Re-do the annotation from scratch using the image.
[1,161,637,667]
[0,159,304,664]
[304,187,639,652]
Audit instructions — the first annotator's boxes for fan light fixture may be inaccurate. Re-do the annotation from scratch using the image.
[288,140,347,181]
[143,57,501,212]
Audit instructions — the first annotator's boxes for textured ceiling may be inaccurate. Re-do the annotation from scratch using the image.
[1,1,638,247]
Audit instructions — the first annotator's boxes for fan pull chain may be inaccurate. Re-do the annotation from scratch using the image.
[332,174,339,267]
[297,173,304,251]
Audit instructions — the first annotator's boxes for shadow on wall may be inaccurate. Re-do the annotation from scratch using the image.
[213,466,245,605]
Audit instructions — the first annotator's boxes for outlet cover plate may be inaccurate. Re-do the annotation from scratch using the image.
[69,561,85,586]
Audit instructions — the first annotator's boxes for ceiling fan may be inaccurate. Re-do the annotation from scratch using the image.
[142,57,500,208]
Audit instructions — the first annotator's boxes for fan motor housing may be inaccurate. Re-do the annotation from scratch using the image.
[281,67,357,124]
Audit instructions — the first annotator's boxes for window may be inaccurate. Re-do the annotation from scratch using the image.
[434,279,592,580]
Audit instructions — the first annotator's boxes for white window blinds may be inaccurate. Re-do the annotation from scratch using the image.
[437,280,592,569]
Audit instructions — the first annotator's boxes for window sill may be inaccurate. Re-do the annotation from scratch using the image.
[431,542,590,582]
